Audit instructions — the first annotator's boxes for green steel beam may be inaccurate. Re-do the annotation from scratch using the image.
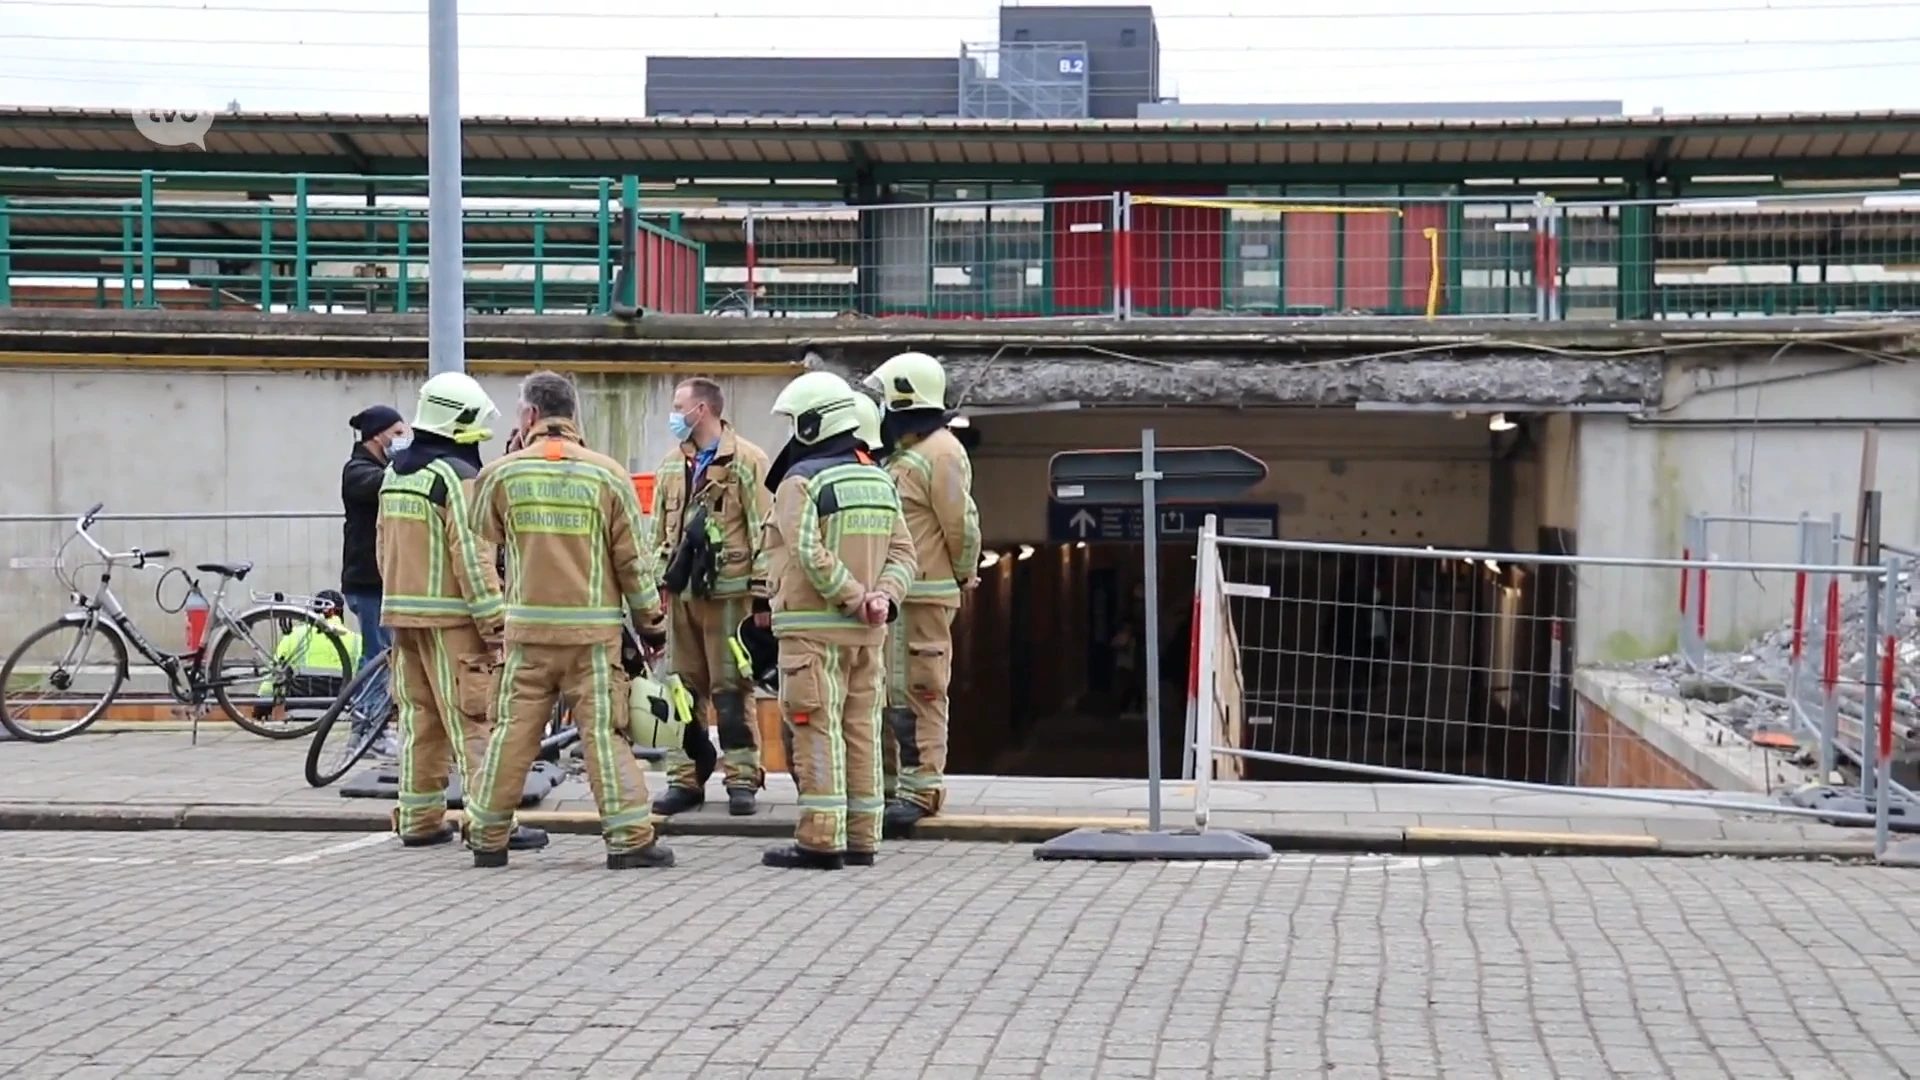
[294,174,310,311]
[138,170,156,308]
[620,174,639,310]
[0,195,11,308]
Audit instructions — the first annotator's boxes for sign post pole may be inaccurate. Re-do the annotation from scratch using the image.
[1139,429,1164,834]
[1034,436,1272,864]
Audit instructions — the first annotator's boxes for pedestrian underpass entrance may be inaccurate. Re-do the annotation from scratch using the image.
[943,406,1550,780]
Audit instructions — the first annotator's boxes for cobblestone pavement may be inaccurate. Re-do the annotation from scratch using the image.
[0,834,1914,1080]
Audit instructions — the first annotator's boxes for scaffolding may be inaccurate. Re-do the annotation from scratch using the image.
[958,41,1091,121]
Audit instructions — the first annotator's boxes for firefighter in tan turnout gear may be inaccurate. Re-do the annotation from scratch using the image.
[463,371,674,870]
[862,351,982,835]
[761,371,917,870]
[376,372,547,854]
[648,377,775,818]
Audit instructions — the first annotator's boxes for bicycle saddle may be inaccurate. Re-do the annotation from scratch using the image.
[196,560,255,580]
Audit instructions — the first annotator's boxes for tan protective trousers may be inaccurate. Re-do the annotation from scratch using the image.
[465,640,656,854]
[662,592,762,791]
[390,624,495,838]
[881,604,957,814]
[779,636,883,854]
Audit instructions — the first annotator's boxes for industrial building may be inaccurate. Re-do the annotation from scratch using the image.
[647,4,1161,120]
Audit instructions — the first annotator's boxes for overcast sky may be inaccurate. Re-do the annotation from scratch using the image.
[0,0,1915,118]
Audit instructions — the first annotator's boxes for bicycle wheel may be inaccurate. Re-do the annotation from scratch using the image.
[210,606,353,740]
[0,615,129,744]
[304,650,393,788]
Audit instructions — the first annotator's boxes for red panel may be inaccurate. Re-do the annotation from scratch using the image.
[1342,213,1394,311]
[1046,183,1112,314]
[1401,204,1449,312]
[1283,214,1338,310]
[643,232,663,310]
[1126,184,1224,315]
[629,228,702,314]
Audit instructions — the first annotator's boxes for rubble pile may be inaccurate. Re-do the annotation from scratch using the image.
[1624,568,1920,754]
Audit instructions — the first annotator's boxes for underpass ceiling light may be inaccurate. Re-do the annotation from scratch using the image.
[948,415,971,429]
[1017,544,1035,561]
[1488,413,1517,432]
[980,551,1001,569]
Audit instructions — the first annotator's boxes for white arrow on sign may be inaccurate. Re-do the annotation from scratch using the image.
[1068,509,1097,538]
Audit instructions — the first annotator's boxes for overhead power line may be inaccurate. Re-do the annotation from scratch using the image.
[3,58,1911,104]
[6,37,1912,81]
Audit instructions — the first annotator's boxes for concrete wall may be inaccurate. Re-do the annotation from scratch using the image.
[0,365,795,647]
[1575,350,1920,663]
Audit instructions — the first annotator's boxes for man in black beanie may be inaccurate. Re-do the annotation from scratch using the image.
[341,405,409,754]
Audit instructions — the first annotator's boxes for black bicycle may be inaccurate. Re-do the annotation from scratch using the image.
[0,503,353,744]
[304,648,396,787]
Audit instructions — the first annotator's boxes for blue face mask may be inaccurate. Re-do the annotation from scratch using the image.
[667,411,693,443]
[387,434,413,455]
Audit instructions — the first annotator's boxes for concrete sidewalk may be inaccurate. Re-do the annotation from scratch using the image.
[0,728,1886,857]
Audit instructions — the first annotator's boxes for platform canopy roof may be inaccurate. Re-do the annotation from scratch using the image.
[1,106,1917,187]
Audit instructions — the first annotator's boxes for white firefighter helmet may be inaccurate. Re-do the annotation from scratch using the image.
[862,351,948,413]
[850,391,883,452]
[626,672,695,751]
[771,371,862,445]
[411,371,500,444]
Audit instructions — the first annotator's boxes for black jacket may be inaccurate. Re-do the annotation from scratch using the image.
[340,443,386,591]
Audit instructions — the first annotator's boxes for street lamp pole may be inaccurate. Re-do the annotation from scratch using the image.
[427,0,464,375]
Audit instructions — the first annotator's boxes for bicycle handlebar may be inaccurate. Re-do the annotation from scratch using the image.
[70,506,167,569]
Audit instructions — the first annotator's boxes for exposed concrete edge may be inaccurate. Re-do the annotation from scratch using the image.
[1575,668,1775,794]
[1880,838,1920,867]
[0,802,1878,858]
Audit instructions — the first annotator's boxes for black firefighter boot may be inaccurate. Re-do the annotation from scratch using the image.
[882,707,930,839]
[607,842,676,870]
[715,692,758,816]
[651,706,716,815]
[884,799,930,839]
[762,843,843,870]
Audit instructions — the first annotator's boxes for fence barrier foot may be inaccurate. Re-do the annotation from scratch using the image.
[1032,826,1272,863]
[1787,787,1920,833]
[1881,837,1920,867]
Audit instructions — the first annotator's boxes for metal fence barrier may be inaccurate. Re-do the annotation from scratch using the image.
[1681,510,1918,813]
[9,167,1918,322]
[1189,521,1915,860]
[0,511,344,657]
[736,195,1122,320]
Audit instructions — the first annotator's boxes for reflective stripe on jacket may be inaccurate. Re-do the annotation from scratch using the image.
[883,427,982,607]
[375,456,505,635]
[472,418,665,646]
[256,616,361,694]
[765,453,918,646]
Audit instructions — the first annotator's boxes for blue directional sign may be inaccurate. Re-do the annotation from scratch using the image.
[1047,501,1280,544]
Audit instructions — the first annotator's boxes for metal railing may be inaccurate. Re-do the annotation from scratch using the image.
[733,195,1122,319]
[5,167,1919,321]
[1188,522,1916,860]
[0,511,344,655]
[1559,191,1920,320]
[1121,193,1555,320]
[0,168,703,316]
